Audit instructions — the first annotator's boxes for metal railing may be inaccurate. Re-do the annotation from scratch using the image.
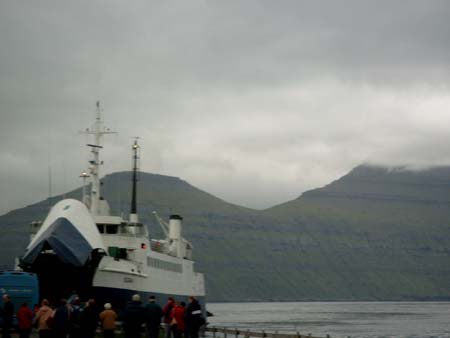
[205,326,335,338]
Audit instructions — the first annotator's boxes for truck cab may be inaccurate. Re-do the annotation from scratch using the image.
[0,271,39,328]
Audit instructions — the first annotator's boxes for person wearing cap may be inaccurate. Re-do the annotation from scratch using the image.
[145,296,162,338]
[99,303,117,338]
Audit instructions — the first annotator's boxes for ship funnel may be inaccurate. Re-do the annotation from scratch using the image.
[169,215,182,240]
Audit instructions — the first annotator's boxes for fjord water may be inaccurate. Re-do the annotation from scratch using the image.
[206,302,450,338]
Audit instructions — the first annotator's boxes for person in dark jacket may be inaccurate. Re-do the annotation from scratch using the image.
[16,303,33,338]
[122,294,146,338]
[185,297,203,338]
[80,299,98,338]
[1,294,14,338]
[53,299,71,338]
[69,297,83,338]
[145,296,162,338]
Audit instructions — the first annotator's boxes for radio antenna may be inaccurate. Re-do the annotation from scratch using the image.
[130,137,140,223]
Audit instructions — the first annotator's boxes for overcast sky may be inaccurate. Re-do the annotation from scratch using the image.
[1,1,450,215]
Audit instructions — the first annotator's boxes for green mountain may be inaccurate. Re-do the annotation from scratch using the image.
[1,166,450,301]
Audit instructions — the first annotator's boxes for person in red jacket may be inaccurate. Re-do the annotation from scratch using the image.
[16,303,34,338]
[170,302,185,338]
[162,297,175,338]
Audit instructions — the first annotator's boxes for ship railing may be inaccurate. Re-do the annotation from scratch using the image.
[204,326,334,338]
[150,241,165,253]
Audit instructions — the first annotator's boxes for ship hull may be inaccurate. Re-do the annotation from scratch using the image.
[92,254,205,311]
[25,260,205,312]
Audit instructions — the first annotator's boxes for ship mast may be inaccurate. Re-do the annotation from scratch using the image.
[82,101,116,215]
[130,138,140,223]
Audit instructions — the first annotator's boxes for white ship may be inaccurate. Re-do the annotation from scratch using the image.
[20,102,205,309]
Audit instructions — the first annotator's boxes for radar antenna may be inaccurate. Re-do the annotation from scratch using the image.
[130,137,140,223]
[80,101,116,215]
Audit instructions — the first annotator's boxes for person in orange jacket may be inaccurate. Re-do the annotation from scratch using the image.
[33,299,53,338]
[99,303,117,338]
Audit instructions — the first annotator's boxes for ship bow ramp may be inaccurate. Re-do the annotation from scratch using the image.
[21,199,106,299]
[22,199,106,267]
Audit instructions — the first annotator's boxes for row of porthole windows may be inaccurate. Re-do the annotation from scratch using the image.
[147,257,183,273]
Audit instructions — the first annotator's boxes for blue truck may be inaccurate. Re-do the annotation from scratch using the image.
[0,271,39,327]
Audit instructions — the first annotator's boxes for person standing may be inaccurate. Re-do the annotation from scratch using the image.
[69,297,83,338]
[170,302,185,338]
[53,299,71,338]
[162,297,175,338]
[122,294,146,338]
[99,303,117,338]
[185,297,203,338]
[80,299,98,338]
[33,299,53,338]
[1,294,14,338]
[16,303,33,338]
[145,296,162,338]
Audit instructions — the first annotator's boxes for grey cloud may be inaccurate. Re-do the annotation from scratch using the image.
[1,1,450,214]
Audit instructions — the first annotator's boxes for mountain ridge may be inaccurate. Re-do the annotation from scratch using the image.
[1,164,450,301]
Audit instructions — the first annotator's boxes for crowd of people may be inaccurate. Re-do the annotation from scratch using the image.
[0,293,206,338]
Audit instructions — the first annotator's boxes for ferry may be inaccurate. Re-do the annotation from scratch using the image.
[19,102,205,310]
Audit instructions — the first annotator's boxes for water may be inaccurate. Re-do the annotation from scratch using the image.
[206,302,450,338]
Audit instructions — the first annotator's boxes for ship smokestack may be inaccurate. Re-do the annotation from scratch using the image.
[169,215,183,257]
[169,215,183,240]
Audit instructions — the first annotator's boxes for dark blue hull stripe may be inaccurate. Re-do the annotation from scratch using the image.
[93,286,206,313]
[23,217,93,266]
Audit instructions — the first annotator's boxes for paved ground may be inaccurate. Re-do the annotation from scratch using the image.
[20,330,127,337]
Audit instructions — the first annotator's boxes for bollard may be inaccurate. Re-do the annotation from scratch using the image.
[235,328,239,338]
[262,330,266,338]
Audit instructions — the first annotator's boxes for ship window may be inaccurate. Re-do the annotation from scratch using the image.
[105,225,118,234]
[120,225,132,235]
[138,226,145,236]
[147,257,183,273]
[108,247,127,259]
[117,248,128,259]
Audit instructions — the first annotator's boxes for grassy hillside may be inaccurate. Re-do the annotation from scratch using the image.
[266,165,450,300]
[1,166,450,301]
